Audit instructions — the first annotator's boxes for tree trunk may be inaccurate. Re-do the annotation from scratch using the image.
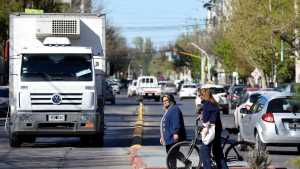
[259,68,267,88]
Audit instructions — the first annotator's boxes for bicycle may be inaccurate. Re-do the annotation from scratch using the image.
[166,119,254,169]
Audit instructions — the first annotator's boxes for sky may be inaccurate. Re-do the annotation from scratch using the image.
[93,0,208,48]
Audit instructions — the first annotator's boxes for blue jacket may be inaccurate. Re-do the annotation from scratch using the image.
[202,100,223,137]
[161,105,186,145]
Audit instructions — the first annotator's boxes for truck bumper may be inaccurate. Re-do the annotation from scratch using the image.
[10,111,103,137]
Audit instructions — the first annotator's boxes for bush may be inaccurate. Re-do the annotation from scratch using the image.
[248,149,271,169]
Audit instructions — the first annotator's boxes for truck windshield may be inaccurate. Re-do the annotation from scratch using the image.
[21,54,92,81]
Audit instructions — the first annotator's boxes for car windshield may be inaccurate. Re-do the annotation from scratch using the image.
[183,85,196,88]
[267,97,300,113]
[210,87,225,94]
[166,83,176,87]
[21,54,92,81]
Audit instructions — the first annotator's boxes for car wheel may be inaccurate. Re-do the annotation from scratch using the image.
[255,132,266,151]
[237,132,247,151]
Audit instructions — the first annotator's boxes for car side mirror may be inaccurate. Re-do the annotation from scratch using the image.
[240,108,249,114]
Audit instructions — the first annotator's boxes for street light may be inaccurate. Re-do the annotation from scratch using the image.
[189,42,209,84]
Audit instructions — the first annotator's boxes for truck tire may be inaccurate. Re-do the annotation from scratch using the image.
[111,98,116,105]
[23,136,36,143]
[80,133,103,147]
[9,134,22,147]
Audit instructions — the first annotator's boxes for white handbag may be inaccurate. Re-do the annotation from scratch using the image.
[201,124,216,145]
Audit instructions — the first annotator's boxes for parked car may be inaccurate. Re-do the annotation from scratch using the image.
[197,84,229,114]
[127,80,137,97]
[107,80,120,94]
[233,90,280,129]
[239,92,300,152]
[179,83,197,100]
[0,86,9,117]
[104,81,115,104]
[228,85,247,108]
[276,83,300,94]
[161,82,177,95]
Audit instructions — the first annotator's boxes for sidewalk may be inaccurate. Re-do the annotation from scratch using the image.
[129,145,287,169]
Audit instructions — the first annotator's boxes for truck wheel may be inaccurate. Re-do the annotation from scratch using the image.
[9,134,22,147]
[23,136,36,143]
[111,99,116,105]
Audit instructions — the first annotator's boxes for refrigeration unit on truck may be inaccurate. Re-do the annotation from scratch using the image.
[6,13,106,147]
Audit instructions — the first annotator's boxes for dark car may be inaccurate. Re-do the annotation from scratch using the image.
[0,86,8,117]
[228,85,247,108]
[104,81,115,105]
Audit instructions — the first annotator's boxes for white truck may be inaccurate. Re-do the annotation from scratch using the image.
[136,76,161,102]
[6,13,106,147]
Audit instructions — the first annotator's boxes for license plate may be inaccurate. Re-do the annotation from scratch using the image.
[289,123,300,129]
[48,115,65,122]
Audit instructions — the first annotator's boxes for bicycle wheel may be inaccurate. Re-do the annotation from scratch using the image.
[166,141,201,169]
[225,141,254,162]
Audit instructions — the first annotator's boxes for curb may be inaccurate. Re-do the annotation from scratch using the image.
[144,167,286,169]
[132,102,144,145]
[130,101,145,169]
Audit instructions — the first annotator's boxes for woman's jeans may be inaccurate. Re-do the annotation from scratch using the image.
[200,138,228,169]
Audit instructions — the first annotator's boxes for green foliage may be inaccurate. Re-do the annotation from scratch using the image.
[190,55,200,80]
[248,149,271,169]
[288,157,300,169]
[129,36,156,76]
[0,0,70,49]
[148,53,173,78]
[277,57,295,83]
[213,37,235,73]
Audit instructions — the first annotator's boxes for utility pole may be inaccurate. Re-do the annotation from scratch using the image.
[190,42,208,84]
[295,0,300,83]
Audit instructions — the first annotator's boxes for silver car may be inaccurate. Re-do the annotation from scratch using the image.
[239,92,300,152]
[161,82,177,95]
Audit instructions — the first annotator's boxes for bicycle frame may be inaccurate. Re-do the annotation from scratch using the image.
[183,119,203,162]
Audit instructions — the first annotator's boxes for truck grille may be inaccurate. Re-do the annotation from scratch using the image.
[30,93,82,105]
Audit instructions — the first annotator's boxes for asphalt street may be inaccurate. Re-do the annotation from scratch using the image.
[0,91,298,169]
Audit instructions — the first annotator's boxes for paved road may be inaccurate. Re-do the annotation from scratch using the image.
[0,92,136,169]
[142,96,299,169]
[0,91,299,169]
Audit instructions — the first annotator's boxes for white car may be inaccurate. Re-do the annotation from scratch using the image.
[179,83,197,100]
[127,80,137,96]
[234,90,281,129]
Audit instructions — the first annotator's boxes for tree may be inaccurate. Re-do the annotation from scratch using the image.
[106,23,129,76]
[130,36,156,76]
[223,0,295,87]
[0,0,70,50]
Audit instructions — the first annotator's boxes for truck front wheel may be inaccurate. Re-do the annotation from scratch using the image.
[9,134,23,147]
[80,133,103,147]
